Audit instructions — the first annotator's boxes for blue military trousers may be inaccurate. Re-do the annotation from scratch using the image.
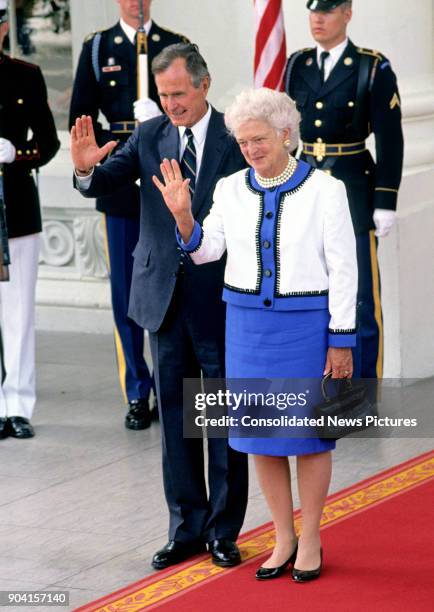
[353,230,383,379]
[104,214,153,403]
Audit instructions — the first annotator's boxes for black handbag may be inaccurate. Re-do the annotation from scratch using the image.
[314,373,377,439]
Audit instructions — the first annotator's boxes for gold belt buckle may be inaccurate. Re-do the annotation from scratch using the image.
[312,141,326,159]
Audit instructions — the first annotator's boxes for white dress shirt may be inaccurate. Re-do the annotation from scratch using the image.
[178,103,212,182]
[316,38,348,81]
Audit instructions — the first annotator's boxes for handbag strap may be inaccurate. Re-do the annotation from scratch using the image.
[321,372,352,401]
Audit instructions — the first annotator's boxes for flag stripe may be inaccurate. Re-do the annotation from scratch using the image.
[254,25,285,87]
[254,0,287,92]
[263,40,287,90]
[254,0,282,71]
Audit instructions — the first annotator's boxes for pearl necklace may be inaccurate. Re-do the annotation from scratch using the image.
[255,155,298,189]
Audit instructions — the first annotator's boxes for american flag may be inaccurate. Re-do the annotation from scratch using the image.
[254,0,287,91]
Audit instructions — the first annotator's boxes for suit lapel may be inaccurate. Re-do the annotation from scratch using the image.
[298,48,321,93]
[111,22,136,66]
[192,108,229,216]
[147,22,163,55]
[157,121,180,165]
[318,40,358,97]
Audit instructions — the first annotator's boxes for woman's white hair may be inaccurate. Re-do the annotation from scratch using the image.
[225,87,300,150]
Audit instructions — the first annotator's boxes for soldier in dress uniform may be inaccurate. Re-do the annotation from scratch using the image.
[69,0,189,430]
[285,0,404,379]
[0,0,60,439]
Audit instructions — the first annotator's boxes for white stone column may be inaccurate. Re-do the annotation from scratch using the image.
[36,1,119,333]
[344,0,434,378]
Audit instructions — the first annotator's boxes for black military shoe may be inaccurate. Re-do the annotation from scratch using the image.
[7,417,35,439]
[125,399,151,430]
[151,540,207,570]
[208,539,242,567]
[0,418,9,439]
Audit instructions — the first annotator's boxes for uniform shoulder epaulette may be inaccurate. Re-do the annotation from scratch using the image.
[357,47,384,61]
[297,47,314,55]
[157,25,190,43]
[84,30,103,43]
[287,47,313,62]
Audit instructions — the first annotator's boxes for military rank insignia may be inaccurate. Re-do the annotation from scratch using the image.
[389,93,400,110]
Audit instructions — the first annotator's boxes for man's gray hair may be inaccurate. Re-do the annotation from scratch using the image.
[151,43,211,88]
[225,88,300,149]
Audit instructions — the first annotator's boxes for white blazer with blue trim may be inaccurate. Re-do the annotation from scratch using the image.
[182,167,358,346]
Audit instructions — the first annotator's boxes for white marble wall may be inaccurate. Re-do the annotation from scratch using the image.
[37,0,434,377]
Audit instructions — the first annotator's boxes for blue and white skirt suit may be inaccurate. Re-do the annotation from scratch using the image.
[179,161,358,456]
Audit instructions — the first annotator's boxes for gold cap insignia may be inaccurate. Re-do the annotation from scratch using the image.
[344,57,353,66]
[114,35,123,44]
[390,93,400,110]
[151,33,161,42]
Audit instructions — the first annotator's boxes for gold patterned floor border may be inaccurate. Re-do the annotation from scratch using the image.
[82,454,434,612]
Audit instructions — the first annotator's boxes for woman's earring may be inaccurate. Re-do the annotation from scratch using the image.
[284,139,291,149]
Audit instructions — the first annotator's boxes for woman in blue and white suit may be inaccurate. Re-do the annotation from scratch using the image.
[153,88,358,583]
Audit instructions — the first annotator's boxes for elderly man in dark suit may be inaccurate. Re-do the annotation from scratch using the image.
[71,43,248,570]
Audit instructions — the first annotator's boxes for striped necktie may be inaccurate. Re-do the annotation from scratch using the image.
[180,128,196,196]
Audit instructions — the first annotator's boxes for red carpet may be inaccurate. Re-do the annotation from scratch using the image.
[75,450,434,612]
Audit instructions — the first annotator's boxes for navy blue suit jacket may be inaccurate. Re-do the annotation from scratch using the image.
[77,107,246,332]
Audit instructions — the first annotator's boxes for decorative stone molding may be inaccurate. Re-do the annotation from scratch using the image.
[39,220,75,267]
[73,216,108,278]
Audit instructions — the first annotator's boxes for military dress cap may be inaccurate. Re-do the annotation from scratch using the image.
[0,0,8,24]
[307,0,349,10]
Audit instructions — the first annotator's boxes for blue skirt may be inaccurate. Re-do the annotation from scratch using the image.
[225,304,336,456]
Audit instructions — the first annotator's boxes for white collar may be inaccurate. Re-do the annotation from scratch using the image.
[317,37,348,64]
[120,18,152,44]
[178,104,212,145]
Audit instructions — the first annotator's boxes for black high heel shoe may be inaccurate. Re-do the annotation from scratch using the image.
[291,548,323,583]
[255,540,298,580]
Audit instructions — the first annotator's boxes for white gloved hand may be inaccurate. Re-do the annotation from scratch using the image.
[0,138,17,164]
[133,98,162,123]
[373,208,396,238]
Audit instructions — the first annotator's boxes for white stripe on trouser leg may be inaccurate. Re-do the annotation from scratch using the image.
[0,234,40,419]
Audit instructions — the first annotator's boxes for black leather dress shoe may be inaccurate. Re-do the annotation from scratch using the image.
[7,417,35,439]
[125,399,151,430]
[0,417,9,439]
[292,548,323,583]
[256,541,298,580]
[208,539,241,567]
[151,540,206,570]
